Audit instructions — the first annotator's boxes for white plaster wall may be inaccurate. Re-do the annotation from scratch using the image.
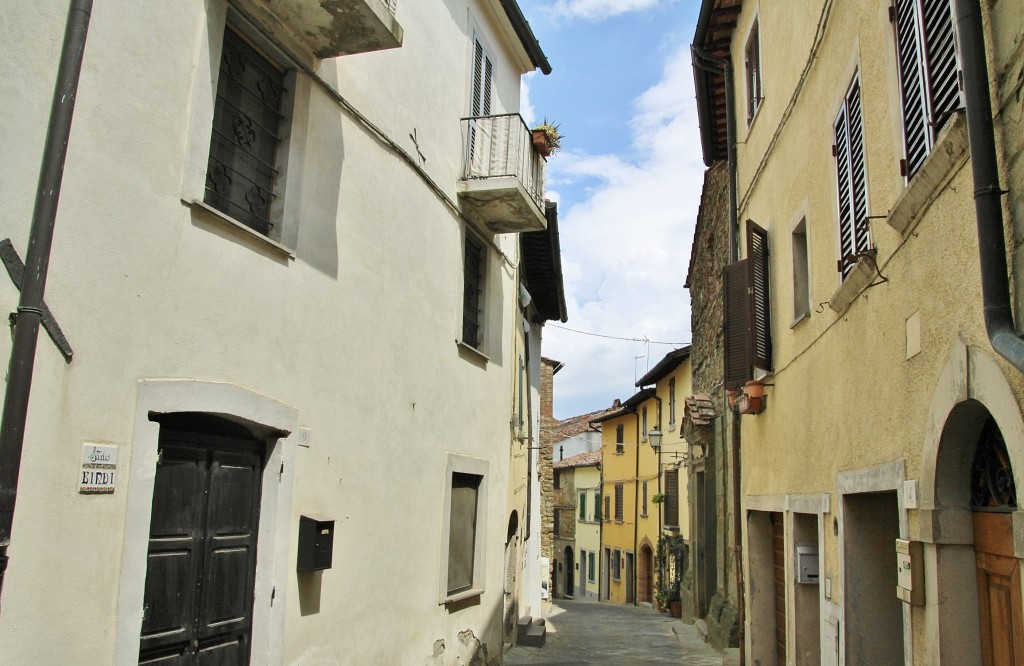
[0,0,541,663]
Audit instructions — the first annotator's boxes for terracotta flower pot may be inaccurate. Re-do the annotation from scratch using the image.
[745,379,766,400]
[532,129,552,157]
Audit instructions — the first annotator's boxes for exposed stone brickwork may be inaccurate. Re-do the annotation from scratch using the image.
[684,161,739,649]
[539,358,560,593]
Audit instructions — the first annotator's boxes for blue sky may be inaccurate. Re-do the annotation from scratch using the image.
[517,0,705,419]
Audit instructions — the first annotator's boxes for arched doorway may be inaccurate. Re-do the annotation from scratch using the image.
[503,512,520,644]
[639,544,654,604]
[564,546,574,599]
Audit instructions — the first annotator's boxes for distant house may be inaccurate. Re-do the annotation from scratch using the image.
[552,451,602,600]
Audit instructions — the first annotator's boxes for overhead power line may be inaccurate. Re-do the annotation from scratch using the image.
[548,323,689,346]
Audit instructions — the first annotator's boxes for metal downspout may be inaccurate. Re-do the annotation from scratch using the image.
[633,414,641,606]
[953,0,1024,373]
[0,0,92,609]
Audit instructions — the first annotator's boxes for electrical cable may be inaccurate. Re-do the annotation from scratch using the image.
[547,324,689,346]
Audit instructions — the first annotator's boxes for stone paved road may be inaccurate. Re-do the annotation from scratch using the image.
[504,600,737,665]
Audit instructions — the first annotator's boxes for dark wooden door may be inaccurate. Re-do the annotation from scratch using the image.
[974,511,1024,666]
[139,428,263,665]
[772,511,787,664]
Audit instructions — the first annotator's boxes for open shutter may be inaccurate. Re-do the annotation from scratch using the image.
[748,222,773,372]
[664,469,679,528]
[923,0,959,132]
[834,99,856,277]
[894,0,929,178]
[846,80,870,256]
[724,258,753,390]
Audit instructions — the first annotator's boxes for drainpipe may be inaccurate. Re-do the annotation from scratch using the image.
[633,412,641,606]
[0,0,92,609]
[953,0,1024,373]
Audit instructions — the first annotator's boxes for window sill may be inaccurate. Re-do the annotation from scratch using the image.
[614,450,624,456]
[184,199,296,259]
[456,340,490,364]
[828,254,877,314]
[887,111,969,235]
[790,311,810,329]
[440,588,484,605]
[663,525,680,532]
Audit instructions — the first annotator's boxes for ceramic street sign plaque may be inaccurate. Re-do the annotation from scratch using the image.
[80,443,118,494]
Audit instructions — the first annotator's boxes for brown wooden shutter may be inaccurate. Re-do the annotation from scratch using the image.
[748,222,773,372]
[614,484,624,521]
[723,258,753,390]
[664,469,679,527]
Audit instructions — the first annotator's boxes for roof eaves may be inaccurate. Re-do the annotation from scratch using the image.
[499,0,552,75]
[635,346,692,387]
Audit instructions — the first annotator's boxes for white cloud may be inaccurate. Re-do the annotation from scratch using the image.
[549,0,670,21]
[542,42,706,418]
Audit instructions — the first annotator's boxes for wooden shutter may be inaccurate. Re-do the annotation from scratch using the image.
[615,484,624,521]
[835,77,869,278]
[748,222,773,372]
[664,469,679,527]
[894,0,930,178]
[471,39,493,117]
[923,0,959,131]
[894,0,960,179]
[723,258,753,390]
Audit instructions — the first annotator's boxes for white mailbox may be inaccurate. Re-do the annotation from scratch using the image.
[896,539,924,605]
[796,543,819,584]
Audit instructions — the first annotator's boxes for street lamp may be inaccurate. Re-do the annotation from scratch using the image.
[648,426,663,448]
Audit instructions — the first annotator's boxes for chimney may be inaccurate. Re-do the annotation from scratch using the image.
[540,357,561,419]
[613,398,621,408]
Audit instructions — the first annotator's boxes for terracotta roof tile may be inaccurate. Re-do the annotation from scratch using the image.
[553,450,602,469]
[685,394,718,426]
[544,405,619,441]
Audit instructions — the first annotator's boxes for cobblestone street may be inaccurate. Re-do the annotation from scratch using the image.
[504,600,738,665]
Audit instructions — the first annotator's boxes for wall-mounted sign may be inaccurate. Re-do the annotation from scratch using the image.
[80,443,118,494]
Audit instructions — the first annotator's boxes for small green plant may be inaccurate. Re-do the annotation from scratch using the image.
[651,492,666,504]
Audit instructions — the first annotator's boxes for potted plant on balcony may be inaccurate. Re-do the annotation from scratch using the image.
[531,119,563,157]
[651,492,666,504]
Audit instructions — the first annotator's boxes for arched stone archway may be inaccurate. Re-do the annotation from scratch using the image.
[922,338,1024,664]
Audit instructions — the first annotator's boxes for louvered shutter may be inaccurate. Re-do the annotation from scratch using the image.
[748,222,773,372]
[835,77,869,278]
[894,0,960,179]
[471,39,493,117]
[894,0,929,177]
[923,0,959,131]
[723,258,753,390]
[664,469,679,528]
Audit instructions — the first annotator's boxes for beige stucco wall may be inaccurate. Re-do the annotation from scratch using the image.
[726,0,1024,663]
[0,0,542,664]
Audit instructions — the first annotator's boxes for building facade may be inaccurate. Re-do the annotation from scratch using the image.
[0,1,561,664]
[551,450,601,601]
[692,0,1024,663]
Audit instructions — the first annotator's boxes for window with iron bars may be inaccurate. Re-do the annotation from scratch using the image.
[205,26,287,236]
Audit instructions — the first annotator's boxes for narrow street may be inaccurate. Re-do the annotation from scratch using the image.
[504,600,738,665]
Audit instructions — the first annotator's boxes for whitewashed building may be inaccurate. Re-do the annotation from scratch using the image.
[0,0,562,663]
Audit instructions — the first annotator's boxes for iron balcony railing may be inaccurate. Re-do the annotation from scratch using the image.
[460,113,546,212]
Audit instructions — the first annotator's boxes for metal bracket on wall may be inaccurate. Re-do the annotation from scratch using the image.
[0,238,73,362]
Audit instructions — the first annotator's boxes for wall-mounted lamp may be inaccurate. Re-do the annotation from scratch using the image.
[648,426,663,448]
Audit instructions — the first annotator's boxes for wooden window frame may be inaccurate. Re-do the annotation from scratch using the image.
[745,18,763,124]
[462,232,486,348]
[439,454,489,604]
[615,423,624,455]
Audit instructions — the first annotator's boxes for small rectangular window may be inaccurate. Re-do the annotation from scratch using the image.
[668,378,676,426]
[594,490,601,521]
[446,472,481,596]
[579,493,587,521]
[641,407,648,440]
[553,508,560,537]
[462,234,485,347]
[615,423,624,454]
[664,469,679,528]
[641,481,648,517]
[554,469,561,490]
[745,19,763,123]
[792,218,811,323]
[612,549,621,580]
[604,494,610,522]
[614,483,624,522]
[588,551,596,582]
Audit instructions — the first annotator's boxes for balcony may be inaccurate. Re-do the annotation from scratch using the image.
[244,0,403,59]
[458,114,547,234]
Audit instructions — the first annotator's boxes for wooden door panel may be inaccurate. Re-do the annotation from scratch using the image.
[975,512,1024,666]
[196,634,247,666]
[140,449,205,657]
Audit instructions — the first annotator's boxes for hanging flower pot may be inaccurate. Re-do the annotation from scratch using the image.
[531,119,562,158]
[745,379,766,400]
[727,389,742,407]
[532,129,552,157]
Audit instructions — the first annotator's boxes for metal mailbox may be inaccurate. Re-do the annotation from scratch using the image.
[297,515,335,572]
[796,543,819,584]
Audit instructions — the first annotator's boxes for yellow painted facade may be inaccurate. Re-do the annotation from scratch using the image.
[693,0,1024,663]
[574,464,602,601]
